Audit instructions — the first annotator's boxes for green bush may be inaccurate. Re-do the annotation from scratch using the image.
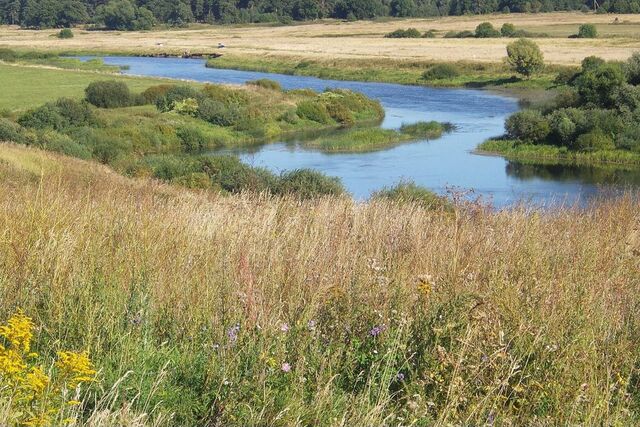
[57,28,74,39]
[247,79,282,91]
[38,130,91,159]
[501,23,517,37]
[155,85,201,112]
[296,100,332,124]
[422,30,437,38]
[574,63,626,108]
[324,99,355,127]
[575,129,614,151]
[54,98,95,126]
[140,84,175,104]
[624,52,640,85]
[176,126,209,152]
[475,22,501,38]
[0,118,26,143]
[85,81,133,108]
[400,121,454,138]
[18,105,66,130]
[505,109,550,143]
[372,182,451,210]
[422,63,460,81]
[197,98,241,127]
[0,48,18,62]
[444,30,475,38]
[200,155,277,194]
[506,38,545,77]
[277,169,345,199]
[577,23,598,38]
[201,84,249,106]
[385,28,422,38]
[581,56,606,72]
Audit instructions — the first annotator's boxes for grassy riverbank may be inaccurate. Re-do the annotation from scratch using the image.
[1,142,640,426]
[478,139,640,166]
[303,121,454,153]
[205,54,563,90]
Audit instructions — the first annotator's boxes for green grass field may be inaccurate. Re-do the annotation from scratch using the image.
[0,64,168,111]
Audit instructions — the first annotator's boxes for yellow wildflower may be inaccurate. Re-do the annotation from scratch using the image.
[56,351,97,389]
[24,366,51,397]
[0,310,35,354]
[417,274,435,297]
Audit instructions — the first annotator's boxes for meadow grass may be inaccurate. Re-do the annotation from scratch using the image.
[0,64,169,110]
[1,142,639,425]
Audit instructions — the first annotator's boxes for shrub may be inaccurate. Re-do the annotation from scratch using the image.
[0,118,26,143]
[385,28,421,38]
[38,130,91,159]
[140,84,175,104]
[85,80,132,108]
[422,30,437,38]
[200,155,277,194]
[400,121,454,138]
[506,38,545,78]
[577,23,598,38]
[554,67,580,85]
[277,169,345,199]
[197,98,241,127]
[422,63,460,80]
[575,129,615,151]
[155,85,201,112]
[296,100,332,124]
[475,22,501,38]
[172,98,199,116]
[444,30,475,38]
[18,104,66,130]
[574,63,626,108]
[501,23,517,37]
[581,56,606,72]
[325,100,355,127]
[201,84,249,106]
[0,48,17,62]
[372,182,451,210]
[176,125,209,152]
[54,98,95,126]
[57,28,74,39]
[624,52,640,85]
[505,109,550,143]
[247,79,282,91]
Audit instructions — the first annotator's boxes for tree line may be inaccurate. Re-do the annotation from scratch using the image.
[0,0,636,29]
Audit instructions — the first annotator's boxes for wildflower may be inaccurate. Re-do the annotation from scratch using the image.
[227,324,240,343]
[280,323,290,333]
[369,325,386,337]
[307,320,317,331]
[56,351,97,389]
[24,366,50,397]
[0,309,35,353]
[416,275,435,297]
[396,372,405,381]
[281,362,291,373]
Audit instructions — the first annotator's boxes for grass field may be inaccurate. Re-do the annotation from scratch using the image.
[0,142,639,425]
[1,13,640,65]
[0,64,170,110]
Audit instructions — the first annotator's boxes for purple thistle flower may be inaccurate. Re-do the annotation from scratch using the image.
[280,323,290,333]
[281,362,291,373]
[396,372,405,381]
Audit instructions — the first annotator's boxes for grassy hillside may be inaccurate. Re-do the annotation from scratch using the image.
[1,142,639,425]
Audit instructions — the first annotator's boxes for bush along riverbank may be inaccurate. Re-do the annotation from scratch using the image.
[0,79,385,198]
[478,53,640,167]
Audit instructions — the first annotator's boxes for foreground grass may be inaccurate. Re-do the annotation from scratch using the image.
[478,138,640,167]
[1,143,639,425]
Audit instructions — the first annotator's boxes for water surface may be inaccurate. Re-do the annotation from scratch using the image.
[90,56,640,207]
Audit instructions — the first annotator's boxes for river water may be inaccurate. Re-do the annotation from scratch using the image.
[91,56,640,207]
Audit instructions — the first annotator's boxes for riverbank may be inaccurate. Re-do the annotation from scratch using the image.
[477,139,640,167]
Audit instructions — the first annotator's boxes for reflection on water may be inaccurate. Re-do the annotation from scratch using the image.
[80,56,640,207]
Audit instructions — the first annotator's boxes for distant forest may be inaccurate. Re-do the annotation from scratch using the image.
[0,0,636,29]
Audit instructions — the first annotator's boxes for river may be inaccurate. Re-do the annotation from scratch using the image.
[88,56,640,207]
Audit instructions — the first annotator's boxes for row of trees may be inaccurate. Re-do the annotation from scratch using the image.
[0,0,634,29]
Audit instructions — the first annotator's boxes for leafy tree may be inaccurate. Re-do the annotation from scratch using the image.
[391,0,417,16]
[95,0,154,30]
[501,22,516,36]
[505,109,550,142]
[292,0,320,19]
[475,22,501,37]
[577,23,598,38]
[506,38,545,77]
[574,63,625,108]
[624,52,640,85]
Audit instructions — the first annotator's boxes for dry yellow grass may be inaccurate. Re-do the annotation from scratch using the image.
[1,13,640,65]
[1,142,640,425]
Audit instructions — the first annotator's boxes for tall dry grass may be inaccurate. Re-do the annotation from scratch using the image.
[0,143,639,425]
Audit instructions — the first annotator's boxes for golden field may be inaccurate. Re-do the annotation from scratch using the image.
[1,12,640,65]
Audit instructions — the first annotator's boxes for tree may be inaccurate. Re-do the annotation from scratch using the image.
[95,0,155,29]
[577,23,598,38]
[506,38,545,78]
[292,0,320,20]
[501,22,516,36]
[574,63,626,108]
[391,0,416,16]
[475,22,500,37]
